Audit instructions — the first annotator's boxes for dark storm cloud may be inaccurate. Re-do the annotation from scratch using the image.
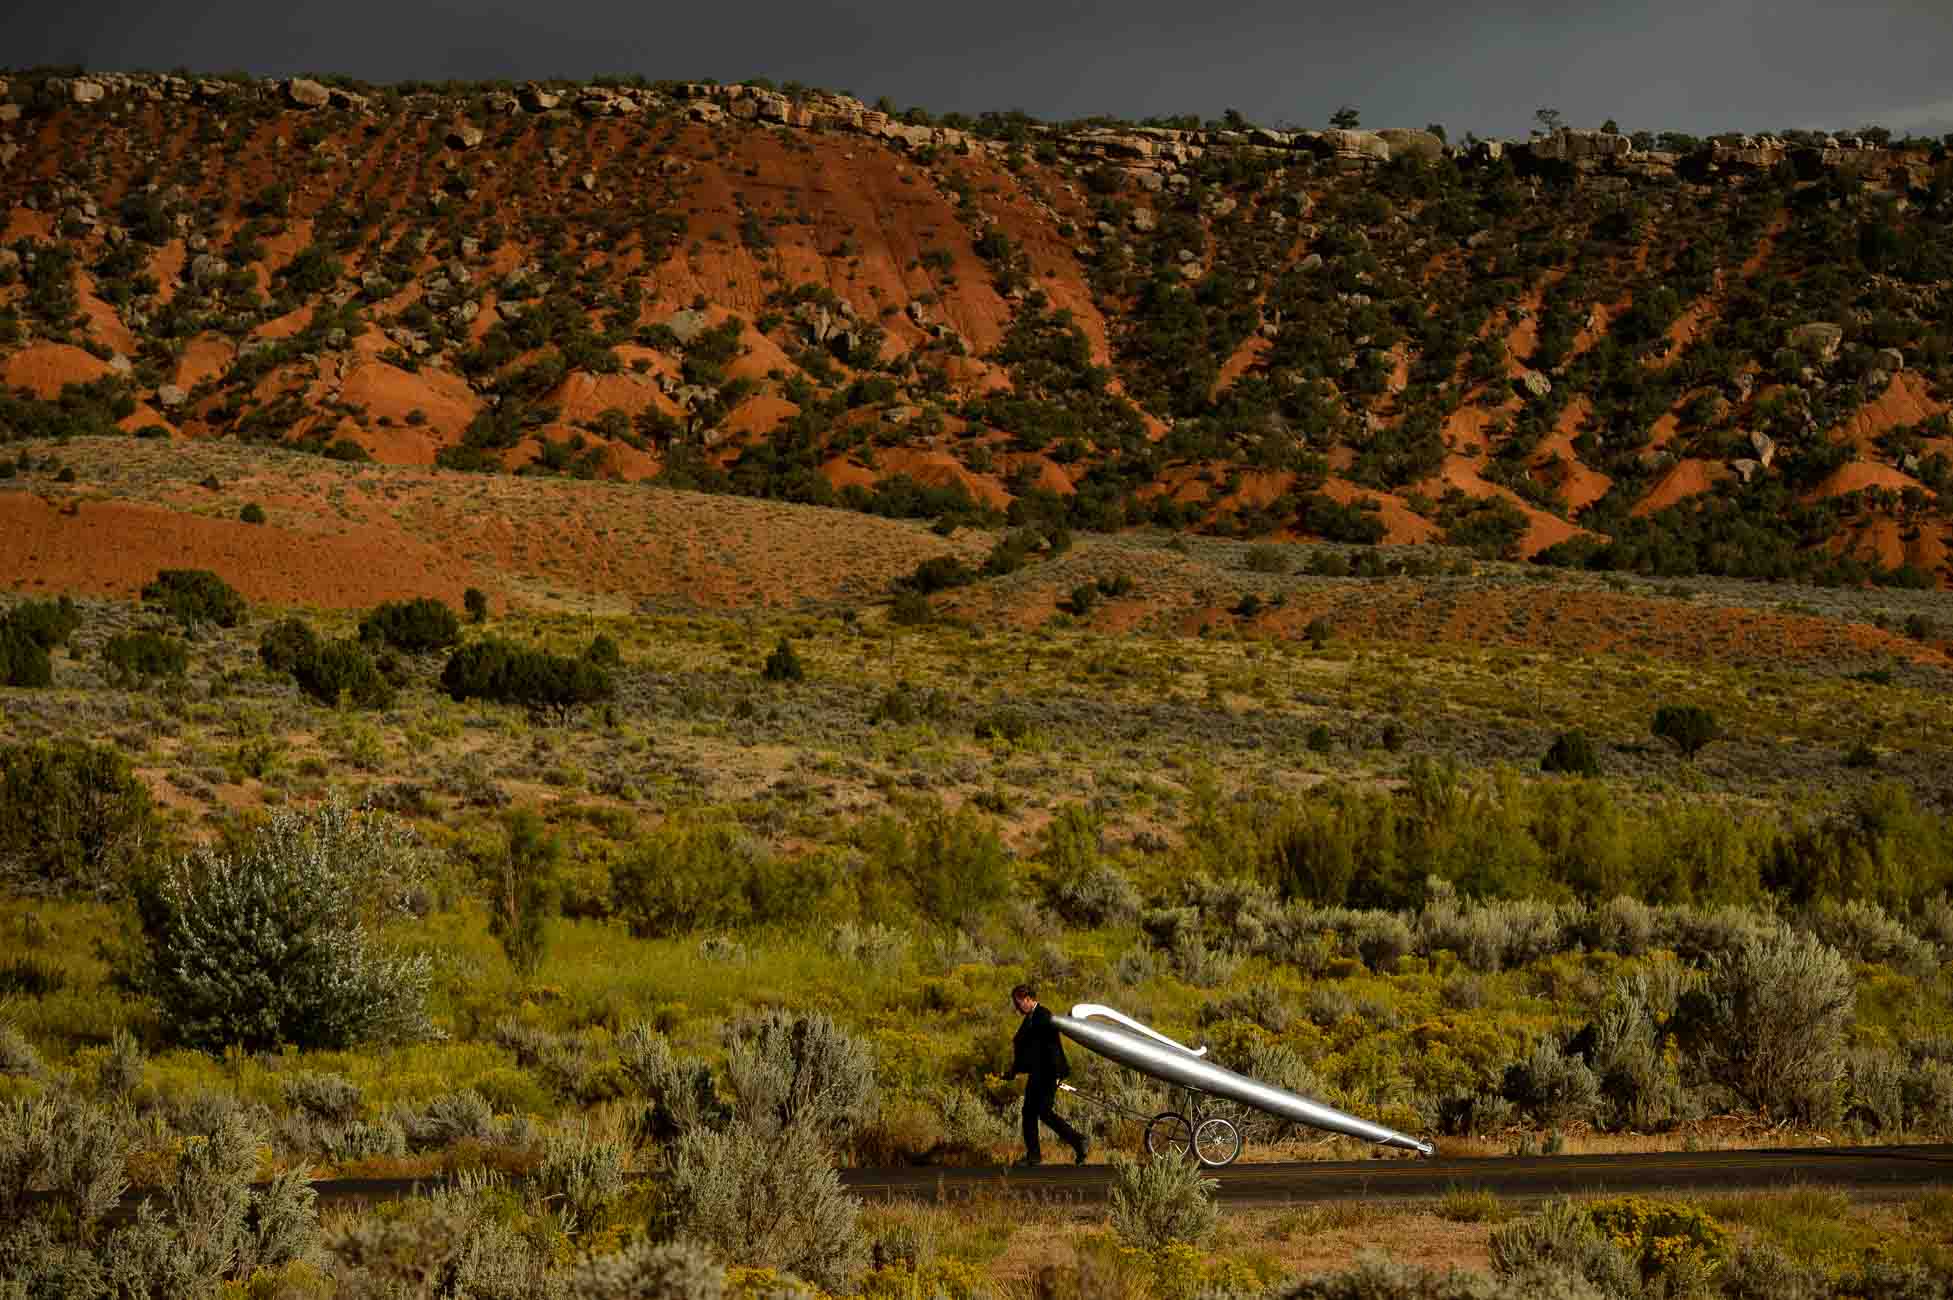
[12,0,1953,139]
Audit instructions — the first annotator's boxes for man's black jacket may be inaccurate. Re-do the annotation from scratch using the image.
[1011,1003,1070,1080]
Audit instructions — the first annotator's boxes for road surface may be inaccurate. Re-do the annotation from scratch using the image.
[280,1144,1953,1213]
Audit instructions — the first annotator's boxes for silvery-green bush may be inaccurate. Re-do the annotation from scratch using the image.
[1681,925,1853,1123]
[666,1121,865,1291]
[723,1009,878,1143]
[124,795,435,1053]
[1106,1152,1218,1250]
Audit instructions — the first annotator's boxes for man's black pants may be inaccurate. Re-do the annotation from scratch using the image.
[1022,1074,1084,1162]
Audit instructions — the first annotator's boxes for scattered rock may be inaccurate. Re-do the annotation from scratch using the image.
[69,79,105,105]
[1787,322,1844,363]
[156,385,187,409]
[286,78,331,110]
[1130,207,1157,233]
[189,253,228,285]
[447,123,484,150]
[1731,457,1760,483]
[1878,347,1905,372]
[1519,370,1553,399]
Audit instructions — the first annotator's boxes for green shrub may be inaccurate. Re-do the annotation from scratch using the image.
[293,638,396,710]
[1651,703,1718,759]
[482,808,561,977]
[464,587,490,623]
[583,633,621,668]
[610,819,826,938]
[0,740,155,897]
[1541,729,1600,776]
[239,502,266,525]
[257,617,321,676]
[1107,1153,1219,1250]
[358,596,461,653]
[1244,544,1290,574]
[2,596,80,650]
[762,636,805,682]
[890,589,935,626]
[441,638,615,715]
[855,802,1012,928]
[1304,617,1334,649]
[140,568,246,629]
[100,630,188,685]
[0,622,51,687]
[901,555,974,594]
[123,796,435,1052]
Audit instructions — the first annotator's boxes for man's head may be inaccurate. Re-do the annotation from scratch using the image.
[1010,983,1037,1015]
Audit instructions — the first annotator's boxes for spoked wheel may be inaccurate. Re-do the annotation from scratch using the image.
[1144,1111,1194,1160]
[1193,1116,1242,1167]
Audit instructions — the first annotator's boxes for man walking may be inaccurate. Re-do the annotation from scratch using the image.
[1008,983,1088,1166]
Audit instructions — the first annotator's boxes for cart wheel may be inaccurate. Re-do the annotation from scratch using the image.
[1193,1116,1242,1167]
[1144,1111,1194,1160]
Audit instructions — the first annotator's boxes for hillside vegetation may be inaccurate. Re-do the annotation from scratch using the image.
[1,69,1951,587]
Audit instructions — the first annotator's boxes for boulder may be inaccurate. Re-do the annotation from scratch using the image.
[1130,207,1157,233]
[1376,128,1444,162]
[1787,322,1844,363]
[447,123,484,150]
[1529,128,1635,164]
[156,385,187,409]
[286,78,331,109]
[1519,370,1553,399]
[1731,458,1760,484]
[1319,128,1390,162]
[69,79,105,105]
[520,85,562,112]
[189,253,228,285]
[1749,430,1777,468]
[1878,347,1906,372]
[666,309,712,345]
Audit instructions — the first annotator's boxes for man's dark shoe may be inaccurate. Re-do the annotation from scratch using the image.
[1011,1155,1041,1168]
[1072,1138,1090,1165]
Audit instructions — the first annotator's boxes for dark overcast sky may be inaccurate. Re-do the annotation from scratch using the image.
[15,0,1953,140]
